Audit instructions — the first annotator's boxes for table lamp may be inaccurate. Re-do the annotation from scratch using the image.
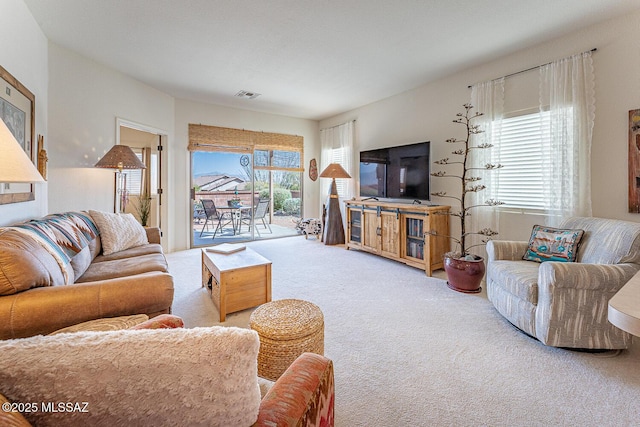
[320,163,351,245]
[0,118,44,183]
[94,145,146,212]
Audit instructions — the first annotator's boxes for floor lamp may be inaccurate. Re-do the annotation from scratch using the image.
[94,145,146,213]
[0,119,44,184]
[320,163,351,245]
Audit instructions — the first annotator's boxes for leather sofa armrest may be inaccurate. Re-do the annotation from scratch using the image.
[0,271,174,339]
[145,227,162,244]
[487,240,529,262]
[254,353,334,427]
[0,392,32,426]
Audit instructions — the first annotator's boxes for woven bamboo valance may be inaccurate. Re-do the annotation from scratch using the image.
[188,124,303,153]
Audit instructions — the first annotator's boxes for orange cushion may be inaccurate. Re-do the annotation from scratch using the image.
[129,314,184,330]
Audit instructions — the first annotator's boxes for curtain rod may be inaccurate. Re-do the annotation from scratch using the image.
[467,48,597,89]
[320,119,356,132]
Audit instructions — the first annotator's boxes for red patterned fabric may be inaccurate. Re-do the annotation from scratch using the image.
[129,314,184,330]
[254,352,334,427]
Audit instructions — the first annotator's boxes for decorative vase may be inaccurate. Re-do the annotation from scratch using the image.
[444,255,485,293]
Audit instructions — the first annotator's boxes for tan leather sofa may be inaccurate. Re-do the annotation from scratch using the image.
[0,212,174,339]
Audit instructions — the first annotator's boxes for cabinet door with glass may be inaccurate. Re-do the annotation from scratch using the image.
[403,213,426,264]
[347,207,362,248]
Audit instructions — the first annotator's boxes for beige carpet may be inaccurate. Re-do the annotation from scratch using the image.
[167,236,640,426]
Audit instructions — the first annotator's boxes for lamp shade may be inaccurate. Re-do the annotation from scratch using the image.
[94,145,146,171]
[0,118,44,183]
[319,163,351,179]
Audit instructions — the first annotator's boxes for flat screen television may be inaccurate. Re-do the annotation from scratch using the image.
[359,141,430,201]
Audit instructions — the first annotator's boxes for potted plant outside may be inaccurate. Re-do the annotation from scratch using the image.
[430,104,503,293]
[228,187,242,208]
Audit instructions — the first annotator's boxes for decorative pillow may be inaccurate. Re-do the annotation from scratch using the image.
[0,327,262,427]
[89,210,149,256]
[523,225,584,263]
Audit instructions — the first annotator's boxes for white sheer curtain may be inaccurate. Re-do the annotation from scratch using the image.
[540,51,595,224]
[470,78,504,257]
[319,121,355,222]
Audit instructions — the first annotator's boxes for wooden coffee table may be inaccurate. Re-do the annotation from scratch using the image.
[201,247,272,322]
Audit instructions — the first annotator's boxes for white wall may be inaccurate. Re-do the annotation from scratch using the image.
[320,11,640,243]
[174,99,319,250]
[0,0,48,224]
[1,14,318,252]
[46,43,176,247]
[7,2,639,252]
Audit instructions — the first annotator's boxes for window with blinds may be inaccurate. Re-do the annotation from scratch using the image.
[330,147,347,197]
[123,150,158,196]
[124,150,143,196]
[491,111,549,211]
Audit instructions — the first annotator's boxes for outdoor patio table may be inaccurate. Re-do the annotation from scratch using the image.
[216,206,252,235]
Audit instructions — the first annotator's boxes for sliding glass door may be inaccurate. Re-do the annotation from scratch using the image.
[191,149,302,247]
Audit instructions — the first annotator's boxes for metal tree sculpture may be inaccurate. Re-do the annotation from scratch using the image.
[431,104,503,258]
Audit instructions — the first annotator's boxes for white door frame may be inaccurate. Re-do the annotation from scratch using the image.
[116,118,169,249]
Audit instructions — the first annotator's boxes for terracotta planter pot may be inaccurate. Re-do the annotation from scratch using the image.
[444,255,485,294]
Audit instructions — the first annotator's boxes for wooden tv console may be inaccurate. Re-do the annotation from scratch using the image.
[344,200,450,276]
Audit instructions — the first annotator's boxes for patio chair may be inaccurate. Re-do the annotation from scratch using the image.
[199,199,233,239]
[193,200,206,224]
[240,198,272,236]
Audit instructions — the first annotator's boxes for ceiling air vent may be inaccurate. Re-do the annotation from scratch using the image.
[235,90,261,100]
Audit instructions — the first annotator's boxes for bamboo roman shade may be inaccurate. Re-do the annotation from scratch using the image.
[188,124,303,153]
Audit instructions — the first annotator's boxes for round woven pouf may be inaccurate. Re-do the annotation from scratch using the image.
[249,299,324,381]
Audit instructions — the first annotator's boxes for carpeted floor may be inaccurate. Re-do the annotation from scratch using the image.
[167,236,640,426]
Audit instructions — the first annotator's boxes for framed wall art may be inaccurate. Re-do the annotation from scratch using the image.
[0,65,35,205]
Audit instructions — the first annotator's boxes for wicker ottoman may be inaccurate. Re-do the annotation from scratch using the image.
[249,299,324,381]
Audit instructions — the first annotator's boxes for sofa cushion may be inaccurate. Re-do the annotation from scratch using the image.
[0,327,262,427]
[0,229,67,295]
[93,243,163,263]
[523,225,584,263]
[89,210,149,256]
[487,260,540,304]
[75,253,168,283]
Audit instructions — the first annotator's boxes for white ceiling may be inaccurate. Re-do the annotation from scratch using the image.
[23,0,640,121]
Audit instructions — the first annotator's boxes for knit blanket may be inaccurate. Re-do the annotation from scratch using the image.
[2,212,99,284]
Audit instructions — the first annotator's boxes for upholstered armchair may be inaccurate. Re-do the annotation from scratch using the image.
[486,217,640,350]
[0,318,334,426]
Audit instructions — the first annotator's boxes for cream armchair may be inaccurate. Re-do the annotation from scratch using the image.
[486,217,640,349]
